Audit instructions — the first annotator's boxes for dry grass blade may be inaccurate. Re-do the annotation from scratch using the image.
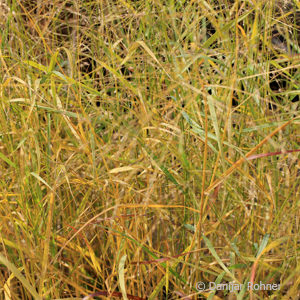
[0,254,42,300]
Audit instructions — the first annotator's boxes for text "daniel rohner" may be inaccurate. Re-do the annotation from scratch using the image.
[196,281,280,292]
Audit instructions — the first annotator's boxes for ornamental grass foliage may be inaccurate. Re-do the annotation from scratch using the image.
[0,0,299,299]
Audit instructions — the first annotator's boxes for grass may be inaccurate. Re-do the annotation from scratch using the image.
[0,0,299,299]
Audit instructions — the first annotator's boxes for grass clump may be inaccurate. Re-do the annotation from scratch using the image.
[0,0,299,299]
